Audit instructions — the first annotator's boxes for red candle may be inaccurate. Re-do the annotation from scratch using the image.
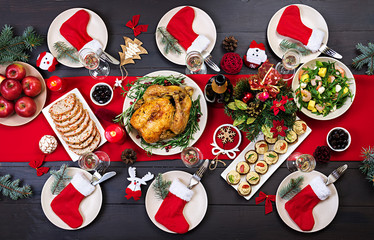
[46,76,63,91]
[105,124,126,144]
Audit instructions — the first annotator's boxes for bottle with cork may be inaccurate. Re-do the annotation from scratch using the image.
[204,74,233,107]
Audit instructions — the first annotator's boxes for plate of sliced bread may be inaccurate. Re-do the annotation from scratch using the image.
[42,88,106,161]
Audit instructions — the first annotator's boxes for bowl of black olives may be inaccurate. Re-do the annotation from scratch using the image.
[326,127,351,152]
[90,82,113,106]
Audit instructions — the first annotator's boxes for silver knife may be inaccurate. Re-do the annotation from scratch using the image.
[92,171,117,186]
[98,49,120,65]
[319,44,343,59]
[187,159,209,189]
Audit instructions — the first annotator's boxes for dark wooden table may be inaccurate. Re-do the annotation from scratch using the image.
[1,0,374,239]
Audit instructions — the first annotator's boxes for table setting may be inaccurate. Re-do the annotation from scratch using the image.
[1,1,374,239]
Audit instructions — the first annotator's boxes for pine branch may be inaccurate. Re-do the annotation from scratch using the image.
[352,42,374,75]
[50,164,72,195]
[157,27,182,55]
[0,174,32,200]
[279,39,312,56]
[53,41,79,63]
[278,176,304,200]
[152,173,171,199]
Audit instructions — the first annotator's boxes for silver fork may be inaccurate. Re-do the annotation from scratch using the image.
[319,44,343,59]
[202,52,220,72]
[187,159,209,189]
[325,164,348,185]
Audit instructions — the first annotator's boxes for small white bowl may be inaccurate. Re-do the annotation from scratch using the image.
[326,127,351,152]
[90,82,113,106]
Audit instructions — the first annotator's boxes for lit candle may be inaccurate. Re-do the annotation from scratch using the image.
[46,76,63,91]
[105,124,126,144]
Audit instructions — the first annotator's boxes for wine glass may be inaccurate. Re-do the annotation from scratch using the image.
[181,147,203,168]
[185,51,207,74]
[286,152,316,172]
[275,48,301,82]
[78,151,111,181]
[79,48,110,80]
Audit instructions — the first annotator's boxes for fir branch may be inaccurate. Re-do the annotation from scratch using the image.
[53,41,79,63]
[153,173,171,199]
[0,174,32,200]
[352,42,374,75]
[157,27,183,55]
[50,164,72,195]
[278,176,304,200]
[279,39,312,56]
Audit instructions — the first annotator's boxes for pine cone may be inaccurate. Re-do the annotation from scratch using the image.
[121,149,137,165]
[313,146,331,163]
[222,36,238,52]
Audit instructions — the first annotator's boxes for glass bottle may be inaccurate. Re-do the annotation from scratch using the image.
[204,74,233,106]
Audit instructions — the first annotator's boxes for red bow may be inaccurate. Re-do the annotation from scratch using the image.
[29,156,49,176]
[255,191,276,214]
[126,15,148,36]
[125,188,142,201]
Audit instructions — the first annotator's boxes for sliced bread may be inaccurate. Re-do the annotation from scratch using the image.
[49,93,77,117]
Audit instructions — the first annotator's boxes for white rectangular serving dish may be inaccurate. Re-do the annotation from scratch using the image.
[221,124,311,200]
[42,88,107,161]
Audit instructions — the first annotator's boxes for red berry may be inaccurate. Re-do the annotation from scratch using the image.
[197,114,201,118]
[181,80,185,84]
[136,135,141,139]
[197,118,200,122]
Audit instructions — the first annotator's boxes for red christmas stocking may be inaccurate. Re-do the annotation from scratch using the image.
[60,9,102,53]
[276,5,325,52]
[155,179,194,234]
[285,176,331,231]
[166,6,210,53]
[51,172,95,228]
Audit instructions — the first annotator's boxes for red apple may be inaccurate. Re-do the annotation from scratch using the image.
[0,74,6,84]
[22,76,42,97]
[15,96,36,117]
[0,79,23,100]
[5,63,26,81]
[0,96,14,118]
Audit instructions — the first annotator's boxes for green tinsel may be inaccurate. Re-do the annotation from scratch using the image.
[50,164,72,195]
[152,173,171,199]
[278,176,304,200]
[157,27,182,55]
[360,146,374,186]
[53,41,79,63]
[0,25,43,64]
[352,42,374,75]
[0,174,32,200]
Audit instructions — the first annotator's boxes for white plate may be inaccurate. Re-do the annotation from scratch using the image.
[122,70,208,155]
[292,57,356,120]
[220,120,312,200]
[276,170,339,232]
[42,88,107,161]
[155,6,217,65]
[41,167,102,230]
[267,4,328,63]
[47,8,108,68]
[145,170,208,233]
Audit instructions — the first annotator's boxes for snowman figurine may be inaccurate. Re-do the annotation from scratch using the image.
[243,40,267,69]
[36,51,58,72]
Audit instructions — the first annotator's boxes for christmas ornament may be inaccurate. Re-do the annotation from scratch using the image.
[222,36,238,52]
[276,5,325,52]
[242,92,253,103]
[157,26,182,55]
[285,176,331,231]
[220,52,243,74]
[46,76,64,92]
[257,91,269,102]
[125,167,154,201]
[278,176,304,200]
[121,149,137,165]
[255,191,276,214]
[0,174,32,200]
[126,15,148,37]
[153,173,171,200]
[36,51,58,72]
[0,25,43,64]
[39,135,58,154]
[51,172,95,229]
[166,6,210,53]
[155,179,193,234]
[211,124,242,159]
[29,157,50,177]
[243,40,267,69]
[50,164,72,195]
[53,41,79,63]
[313,145,331,163]
[104,124,126,144]
[352,42,374,75]
[217,126,237,144]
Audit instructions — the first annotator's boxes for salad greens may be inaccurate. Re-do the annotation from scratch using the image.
[295,61,353,116]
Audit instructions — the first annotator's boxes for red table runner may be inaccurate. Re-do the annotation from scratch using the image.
[0,74,372,162]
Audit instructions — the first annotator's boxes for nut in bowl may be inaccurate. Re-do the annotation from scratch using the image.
[327,127,351,152]
[90,82,113,106]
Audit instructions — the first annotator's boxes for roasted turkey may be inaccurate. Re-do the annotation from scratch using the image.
[130,84,193,143]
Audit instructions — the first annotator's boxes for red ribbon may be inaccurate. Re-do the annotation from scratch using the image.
[125,188,142,201]
[255,191,276,214]
[126,15,148,36]
[28,155,49,176]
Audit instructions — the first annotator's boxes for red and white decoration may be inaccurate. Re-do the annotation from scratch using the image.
[36,52,58,72]
[285,176,331,231]
[211,124,242,159]
[166,6,210,53]
[276,5,325,52]
[155,179,194,234]
[50,172,95,228]
[243,40,267,69]
[125,166,154,201]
